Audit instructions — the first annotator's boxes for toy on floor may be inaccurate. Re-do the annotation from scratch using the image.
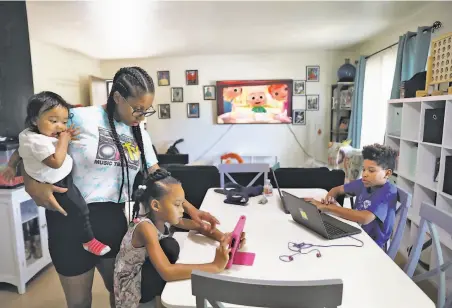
[226,215,255,269]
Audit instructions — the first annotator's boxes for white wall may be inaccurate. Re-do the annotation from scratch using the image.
[101,51,351,167]
[355,1,452,55]
[29,40,101,106]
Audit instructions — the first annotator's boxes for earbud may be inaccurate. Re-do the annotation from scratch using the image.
[316,252,321,258]
[288,256,293,261]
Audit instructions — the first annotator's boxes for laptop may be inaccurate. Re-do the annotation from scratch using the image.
[282,191,361,240]
[271,168,290,214]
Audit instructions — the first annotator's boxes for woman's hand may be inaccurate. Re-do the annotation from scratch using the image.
[1,166,16,182]
[25,176,68,216]
[213,235,231,271]
[322,194,336,205]
[189,209,220,233]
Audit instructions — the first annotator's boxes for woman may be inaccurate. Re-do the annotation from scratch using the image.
[19,67,219,308]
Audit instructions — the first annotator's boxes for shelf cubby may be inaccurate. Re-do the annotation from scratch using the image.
[398,140,418,181]
[387,103,403,137]
[443,100,452,148]
[416,143,442,192]
[439,148,452,198]
[419,100,446,144]
[401,102,421,141]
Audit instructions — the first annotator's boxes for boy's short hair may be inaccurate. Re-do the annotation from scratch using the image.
[362,144,398,170]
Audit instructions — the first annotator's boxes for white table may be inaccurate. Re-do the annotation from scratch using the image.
[161,188,434,308]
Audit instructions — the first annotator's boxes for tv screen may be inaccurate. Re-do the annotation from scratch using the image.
[216,79,293,124]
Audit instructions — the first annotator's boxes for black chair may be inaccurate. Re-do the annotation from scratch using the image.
[270,168,346,205]
[165,165,220,232]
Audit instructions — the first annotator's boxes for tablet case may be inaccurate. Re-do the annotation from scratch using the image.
[225,215,255,269]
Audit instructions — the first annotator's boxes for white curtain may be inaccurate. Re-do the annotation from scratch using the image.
[361,45,398,148]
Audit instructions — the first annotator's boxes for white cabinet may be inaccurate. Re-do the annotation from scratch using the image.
[0,187,51,294]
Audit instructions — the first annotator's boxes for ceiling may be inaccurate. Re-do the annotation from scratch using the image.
[26,1,428,60]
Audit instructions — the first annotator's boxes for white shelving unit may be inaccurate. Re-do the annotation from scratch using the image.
[0,187,51,294]
[385,95,452,290]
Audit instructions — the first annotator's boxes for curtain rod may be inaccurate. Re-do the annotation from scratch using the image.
[365,21,442,60]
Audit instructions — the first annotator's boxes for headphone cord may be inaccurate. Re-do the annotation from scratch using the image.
[279,236,364,262]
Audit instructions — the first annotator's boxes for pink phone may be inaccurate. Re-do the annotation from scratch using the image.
[225,215,255,269]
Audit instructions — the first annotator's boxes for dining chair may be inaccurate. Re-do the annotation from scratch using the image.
[387,187,412,260]
[191,270,343,308]
[217,163,269,188]
[404,202,452,308]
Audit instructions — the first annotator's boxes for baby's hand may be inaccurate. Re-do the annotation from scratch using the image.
[1,166,16,182]
[59,131,72,143]
[66,124,80,141]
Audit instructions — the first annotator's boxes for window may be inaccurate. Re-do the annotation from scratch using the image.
[360,45,398,148]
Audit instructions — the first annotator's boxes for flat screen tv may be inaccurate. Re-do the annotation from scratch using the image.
[216,79,293,124]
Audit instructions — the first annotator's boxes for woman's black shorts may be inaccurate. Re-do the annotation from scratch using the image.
[46,201,128,277]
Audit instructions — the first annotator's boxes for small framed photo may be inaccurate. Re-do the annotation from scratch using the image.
[306,95,319,111]
[306,66,320,82]
[187,103,200,118]
[157,71,170,86]
[158,104,171,119]
[292,109,306,125]
[293,80,306,95]
[171,87,183,102]
[339,117,350,131]
[203,85,216,100]
[186,70,198,85]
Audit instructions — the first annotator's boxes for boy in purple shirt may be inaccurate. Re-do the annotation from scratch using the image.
[307,144,398,248]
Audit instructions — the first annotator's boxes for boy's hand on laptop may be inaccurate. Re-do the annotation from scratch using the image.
[304,198,328,211]
[322,195,336,205]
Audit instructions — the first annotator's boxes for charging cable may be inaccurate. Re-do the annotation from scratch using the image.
[279,236,364,262]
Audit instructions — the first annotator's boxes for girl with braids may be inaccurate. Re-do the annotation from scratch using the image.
[114,169,245,308]
[12,66,220,308]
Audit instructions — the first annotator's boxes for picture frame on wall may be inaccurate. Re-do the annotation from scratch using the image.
[187,103,200,118]
[186,70,198,85]
[292,109,306,125]
[306,65,320,82]
[293,80,306,95]
[203,85,216,100]
[157,71,170,86]
[158,104,171,119]
[171,87,183,102]
[306,94,319,111]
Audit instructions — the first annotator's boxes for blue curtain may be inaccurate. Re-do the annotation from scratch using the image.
[391,26,432,99]
[348,56,366,148]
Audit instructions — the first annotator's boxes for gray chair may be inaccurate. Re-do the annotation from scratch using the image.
[217,163,269,188]
[191,270,343,308]
[350,186,412,260]
[387,187,412,260]
[404,202,452,308]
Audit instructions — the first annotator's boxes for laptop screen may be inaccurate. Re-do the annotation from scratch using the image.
[271,168,284,198]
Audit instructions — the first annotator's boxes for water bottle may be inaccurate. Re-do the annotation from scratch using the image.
[263,179,273,197]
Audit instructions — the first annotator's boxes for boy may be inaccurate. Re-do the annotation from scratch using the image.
[307,144,398,248]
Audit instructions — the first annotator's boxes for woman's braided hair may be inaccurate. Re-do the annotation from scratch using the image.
[132,169,180,220]
[106,67,155,209]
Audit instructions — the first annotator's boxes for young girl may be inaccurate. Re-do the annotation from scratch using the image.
[114,169,245,308]
[15,92,110,256]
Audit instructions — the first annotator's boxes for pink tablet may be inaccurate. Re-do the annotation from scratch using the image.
[225,215,255,269]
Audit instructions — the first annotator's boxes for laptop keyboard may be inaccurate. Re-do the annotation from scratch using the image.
[323,221,346,236]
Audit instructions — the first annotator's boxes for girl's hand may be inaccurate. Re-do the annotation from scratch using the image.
[25,177,68,216]
[213,234,231,271]
[1,166,17,182]
[222,232,246,249]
